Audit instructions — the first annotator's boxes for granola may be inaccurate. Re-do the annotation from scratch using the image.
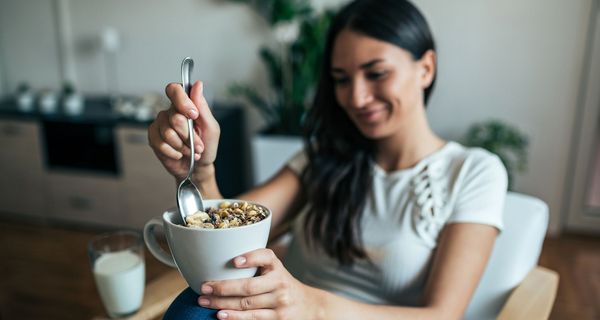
[185,201,268,229]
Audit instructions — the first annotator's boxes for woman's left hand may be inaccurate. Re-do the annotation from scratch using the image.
[198,248,320,320]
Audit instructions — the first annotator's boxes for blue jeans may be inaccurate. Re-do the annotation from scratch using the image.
[163,287,218,320]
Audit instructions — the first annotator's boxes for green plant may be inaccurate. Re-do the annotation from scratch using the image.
[61,82,76,96]
[16,82,31,94]
[228,0,311,25]
[227,0,335,136]
[464,120,529,190]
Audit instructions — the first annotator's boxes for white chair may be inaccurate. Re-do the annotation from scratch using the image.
[103,192,558,320]
[466,191,559,320]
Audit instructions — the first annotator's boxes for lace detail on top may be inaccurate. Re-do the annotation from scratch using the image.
[410,160,450,247]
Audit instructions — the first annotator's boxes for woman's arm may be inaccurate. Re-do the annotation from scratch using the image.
[198,222,497,320]
[189,160,302,233]
[236,166,303,233]
[315,223,498,320]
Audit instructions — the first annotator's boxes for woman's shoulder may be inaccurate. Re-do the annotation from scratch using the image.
[443,141,505,170]
[440,141,507,187]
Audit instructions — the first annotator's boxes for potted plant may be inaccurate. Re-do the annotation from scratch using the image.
[464,120,529,190]
[227,0,334,184]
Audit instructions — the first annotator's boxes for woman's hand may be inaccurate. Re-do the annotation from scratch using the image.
[148,81,220,182]
[198,248,321,320]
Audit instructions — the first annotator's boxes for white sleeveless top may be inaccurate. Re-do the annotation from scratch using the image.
[283,141,508,306]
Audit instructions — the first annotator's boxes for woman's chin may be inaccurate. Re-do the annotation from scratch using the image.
[352,113,391,139]
[356,124,387,140]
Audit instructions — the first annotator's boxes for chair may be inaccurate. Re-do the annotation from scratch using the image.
[101,192,558,320]
[465,191,559,319]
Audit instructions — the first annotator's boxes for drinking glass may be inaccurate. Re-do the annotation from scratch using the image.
[88,230,145,318]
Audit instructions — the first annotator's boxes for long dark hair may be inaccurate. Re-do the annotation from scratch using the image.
[301,0,437,265]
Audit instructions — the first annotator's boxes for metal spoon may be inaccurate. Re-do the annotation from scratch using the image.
[176,57,205,224]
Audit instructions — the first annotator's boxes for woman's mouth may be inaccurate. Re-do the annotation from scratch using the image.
[356,108,386,124]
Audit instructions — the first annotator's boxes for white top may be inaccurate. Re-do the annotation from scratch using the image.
[283,141,508,305]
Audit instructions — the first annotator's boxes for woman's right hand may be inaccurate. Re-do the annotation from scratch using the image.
[148,81,220,183]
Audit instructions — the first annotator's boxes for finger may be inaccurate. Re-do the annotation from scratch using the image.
[234,248,280,270]
[180,142,204,158]
[154,111,196,159]
[172,139,202,160]
[198,292,277,311]
[190,81,209,120]
[159,123,184,151]
[148,116,182,160]
[158,110,201,158]
[165,82,198,119]
[167,107,202,149]
[202,274,277,297]
[190,81,220,131]
[157,141,184,160]
[167,107,189,141]
[216,309,276,320]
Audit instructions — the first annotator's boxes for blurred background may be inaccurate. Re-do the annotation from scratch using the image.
[0,0,598,319]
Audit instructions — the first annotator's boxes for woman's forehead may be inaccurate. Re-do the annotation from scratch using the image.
[331,30,412,69]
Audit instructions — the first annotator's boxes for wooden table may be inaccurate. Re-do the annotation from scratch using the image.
[0,218,183,320]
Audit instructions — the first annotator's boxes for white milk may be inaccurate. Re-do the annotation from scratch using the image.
[93,250,145,316]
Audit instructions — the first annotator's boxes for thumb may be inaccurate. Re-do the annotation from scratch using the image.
[189,81,215,124]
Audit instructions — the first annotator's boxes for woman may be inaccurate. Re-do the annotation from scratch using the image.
[148,0,507,319]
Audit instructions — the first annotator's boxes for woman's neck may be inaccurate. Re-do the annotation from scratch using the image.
[375,113,445,172]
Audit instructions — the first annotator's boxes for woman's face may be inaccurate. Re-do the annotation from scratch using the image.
[331,29,435,139]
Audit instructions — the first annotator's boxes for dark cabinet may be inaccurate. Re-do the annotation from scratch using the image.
[0,102,248,228]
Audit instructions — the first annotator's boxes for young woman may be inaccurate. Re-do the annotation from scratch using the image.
[148,0,507,319]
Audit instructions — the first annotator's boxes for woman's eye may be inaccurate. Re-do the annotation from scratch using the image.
[332,77,350,85]
[367,71,387,80]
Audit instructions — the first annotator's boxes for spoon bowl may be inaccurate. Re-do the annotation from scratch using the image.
[176,57,205,224]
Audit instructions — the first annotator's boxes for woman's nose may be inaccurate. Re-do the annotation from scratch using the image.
[348,80,373,108]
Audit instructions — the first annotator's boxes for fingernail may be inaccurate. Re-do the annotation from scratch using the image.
[198,297,210,306]
[234,256,246,266]
[188,108,198,119]
[201,284,213,294]
[217,311,228,319]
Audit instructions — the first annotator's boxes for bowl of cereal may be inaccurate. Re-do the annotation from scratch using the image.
[143,199,271,294]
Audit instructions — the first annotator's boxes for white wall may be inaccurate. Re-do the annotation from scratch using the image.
[0,0,62,91]
[0,0,594,234]
[416,0,593,234]
[0,28,5,95]
[67,0,272,98]
[0,54,5,95]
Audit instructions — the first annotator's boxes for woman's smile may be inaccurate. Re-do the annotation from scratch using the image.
[355,106,388,124]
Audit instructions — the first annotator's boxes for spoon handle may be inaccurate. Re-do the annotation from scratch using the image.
[181,57,195,180]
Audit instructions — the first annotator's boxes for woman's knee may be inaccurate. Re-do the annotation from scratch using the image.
[163,287,218,320]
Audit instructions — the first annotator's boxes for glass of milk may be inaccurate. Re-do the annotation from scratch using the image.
[88,230,145,318]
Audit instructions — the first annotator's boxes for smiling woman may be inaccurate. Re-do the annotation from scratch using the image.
[148,0,511,319]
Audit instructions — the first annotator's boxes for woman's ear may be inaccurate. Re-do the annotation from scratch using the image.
[419,50,436,89]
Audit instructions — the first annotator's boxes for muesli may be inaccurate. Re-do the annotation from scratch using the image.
[185,201,268,229]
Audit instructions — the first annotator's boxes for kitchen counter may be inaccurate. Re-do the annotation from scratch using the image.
[0,96,140,125]
[0,96,241,127]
